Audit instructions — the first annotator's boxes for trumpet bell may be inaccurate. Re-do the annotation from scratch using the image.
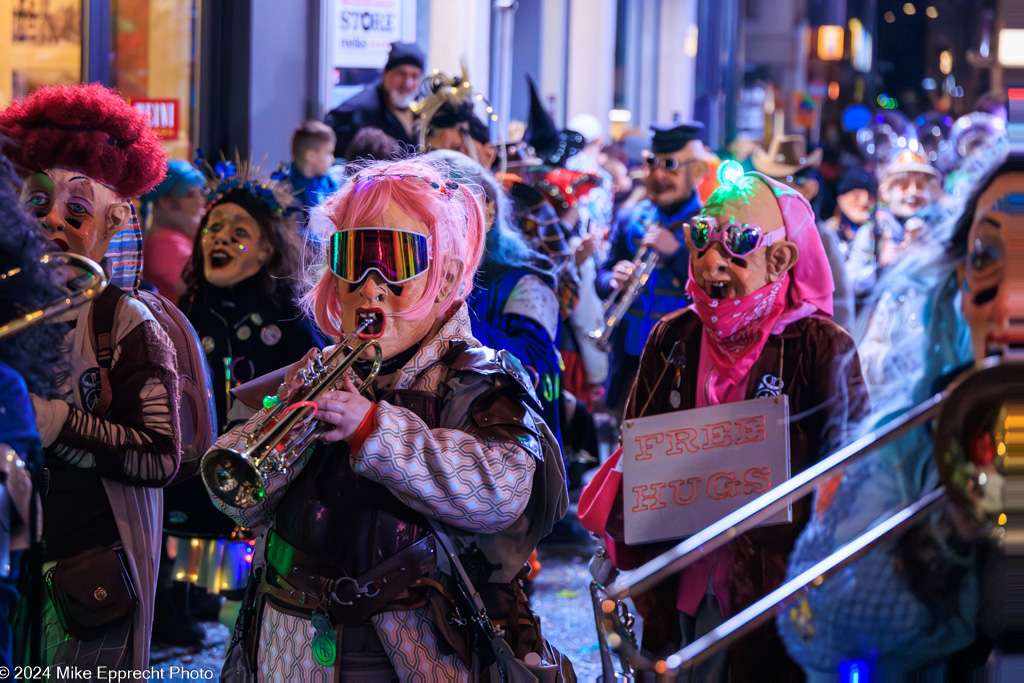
[934,358,1024,533]
[201,447,266,509]
[199,337,382,510]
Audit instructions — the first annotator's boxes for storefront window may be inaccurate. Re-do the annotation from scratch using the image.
[0,0,83,105]
[111,0,198,160]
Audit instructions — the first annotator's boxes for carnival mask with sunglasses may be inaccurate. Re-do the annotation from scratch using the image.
[331,206,442,360]
[961,173,1024,360]
[644,146,707,208]
[687,178,798,301]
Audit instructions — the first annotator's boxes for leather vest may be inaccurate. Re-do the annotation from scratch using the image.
[272,387,442,576]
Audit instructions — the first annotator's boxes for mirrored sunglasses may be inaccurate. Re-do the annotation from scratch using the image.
[689,216,786,258]
[328,228,432,284]
[644,154,696,172]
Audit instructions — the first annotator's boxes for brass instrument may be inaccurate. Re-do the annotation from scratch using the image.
[591,357,1024,676]
[0,252,108,340]
[589,245,660,352]
[202,322,383,508]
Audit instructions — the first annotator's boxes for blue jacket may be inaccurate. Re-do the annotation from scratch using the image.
[596,194,701,355]
[0,363,40,465]
[290,163,339,229]
[467,264,563,450]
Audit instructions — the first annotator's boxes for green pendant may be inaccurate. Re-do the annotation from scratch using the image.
[310,613,337,667]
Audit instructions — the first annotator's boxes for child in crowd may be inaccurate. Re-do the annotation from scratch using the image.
[141,160,206,301]
[289,120,340,230]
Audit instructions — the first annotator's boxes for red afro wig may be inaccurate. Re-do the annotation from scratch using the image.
[0,83,167,198]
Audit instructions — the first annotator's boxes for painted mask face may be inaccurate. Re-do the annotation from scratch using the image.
[200,202,273,287]
[961,172,1024,360]
[21,168,126,262]
[688,179,786,299]
[836,187,875,226]
[882,171,941,219]
[156,185,205,237]
[334,201,444,360]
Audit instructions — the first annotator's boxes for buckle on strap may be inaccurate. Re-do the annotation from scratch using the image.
[330,576,381,605]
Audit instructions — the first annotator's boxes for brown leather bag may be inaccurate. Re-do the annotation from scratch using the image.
[45,546,138,640]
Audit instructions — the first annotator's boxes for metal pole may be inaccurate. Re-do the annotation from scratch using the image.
[492,0,517,144]
[666,487,947,671]
[602,388,947,601]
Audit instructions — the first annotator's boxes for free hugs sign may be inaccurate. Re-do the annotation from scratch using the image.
[622,396,792,544]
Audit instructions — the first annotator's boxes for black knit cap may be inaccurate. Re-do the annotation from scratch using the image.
[384,42,424,73]
[650,121,704,155]
[836,165,878,196]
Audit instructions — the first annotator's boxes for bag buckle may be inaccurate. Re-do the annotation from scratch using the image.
[330,576,380,605]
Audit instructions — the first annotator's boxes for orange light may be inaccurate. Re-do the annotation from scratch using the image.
[828,81,840,100]
[817,26,844,61]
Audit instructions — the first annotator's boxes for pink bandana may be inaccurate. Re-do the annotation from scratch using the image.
[688,274,789,406]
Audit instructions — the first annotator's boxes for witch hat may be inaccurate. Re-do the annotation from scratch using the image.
[523,75,584,166]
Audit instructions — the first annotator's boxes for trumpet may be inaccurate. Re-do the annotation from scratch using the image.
[202,322,383,508]
[589,245,660,351]
[0,252,108,340]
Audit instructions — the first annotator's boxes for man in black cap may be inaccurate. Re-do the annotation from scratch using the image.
[324,41,424,158]
[596,121,709,411]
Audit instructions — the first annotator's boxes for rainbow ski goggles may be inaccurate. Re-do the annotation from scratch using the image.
[689,216,786,258]
[328,228,432,284]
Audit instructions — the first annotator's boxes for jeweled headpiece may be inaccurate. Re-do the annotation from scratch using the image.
[195,151,300,217]
[411,62,506,175]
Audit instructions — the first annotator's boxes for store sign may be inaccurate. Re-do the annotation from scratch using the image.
[622,396,791,544]
[331,0,413,69]
[132,99,179,141]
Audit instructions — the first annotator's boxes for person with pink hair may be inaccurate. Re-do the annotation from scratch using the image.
[203,158,574,680]
[594,172,870,680]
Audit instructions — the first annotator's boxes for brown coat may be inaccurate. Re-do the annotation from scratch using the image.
[610,309,870,674]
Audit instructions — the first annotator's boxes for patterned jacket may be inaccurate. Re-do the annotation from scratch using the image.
[207,303,568,679]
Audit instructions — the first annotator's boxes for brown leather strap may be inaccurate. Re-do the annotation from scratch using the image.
[413,576,456,604]
[263,534,438,626]
[89,285,125,417]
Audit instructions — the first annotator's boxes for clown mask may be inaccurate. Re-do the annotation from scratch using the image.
[881,171,942,220]
[200,202,274,288]
[22,168,130,262]
[687,176,800,301]
[960,171,1024,360]
[332,202,450,360]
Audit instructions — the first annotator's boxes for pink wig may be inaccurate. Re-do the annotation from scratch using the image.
[302,157,486,339]
[0,83,167,198]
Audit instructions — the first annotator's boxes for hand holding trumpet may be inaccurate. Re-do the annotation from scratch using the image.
[276,344,373,444]
[314,376,373,443]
